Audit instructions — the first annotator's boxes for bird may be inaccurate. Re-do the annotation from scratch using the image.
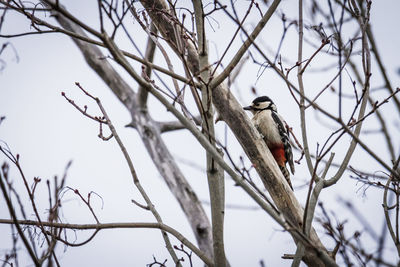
[243,96,295,190]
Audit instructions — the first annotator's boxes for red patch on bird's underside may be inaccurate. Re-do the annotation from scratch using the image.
[269,144,286,166]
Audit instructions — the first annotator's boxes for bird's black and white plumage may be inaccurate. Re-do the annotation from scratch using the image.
[244,96,295,190]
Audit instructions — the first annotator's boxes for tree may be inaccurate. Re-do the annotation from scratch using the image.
[0,0,399,266]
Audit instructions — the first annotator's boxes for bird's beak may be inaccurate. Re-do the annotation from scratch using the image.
[243,106,252,111]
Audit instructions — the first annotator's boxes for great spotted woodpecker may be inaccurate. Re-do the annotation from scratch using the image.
[244,96,295,190]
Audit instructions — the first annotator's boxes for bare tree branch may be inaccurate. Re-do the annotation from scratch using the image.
[210,0,281,89]
[0,218,213,267]
[44,1,214,260]
[193,1,226,266]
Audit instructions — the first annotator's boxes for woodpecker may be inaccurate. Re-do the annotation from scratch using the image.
[244,96,295,190]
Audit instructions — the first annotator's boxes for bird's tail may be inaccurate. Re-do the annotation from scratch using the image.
[279,165,293,191]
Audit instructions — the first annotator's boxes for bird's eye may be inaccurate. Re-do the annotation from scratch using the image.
[255,103,259,106]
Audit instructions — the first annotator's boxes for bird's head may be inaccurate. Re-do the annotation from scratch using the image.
[243,96,277,114]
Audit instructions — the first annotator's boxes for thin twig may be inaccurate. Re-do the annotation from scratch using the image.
[0,164,40,267]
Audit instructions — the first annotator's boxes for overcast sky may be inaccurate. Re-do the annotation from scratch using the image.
[1,1,400,266]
